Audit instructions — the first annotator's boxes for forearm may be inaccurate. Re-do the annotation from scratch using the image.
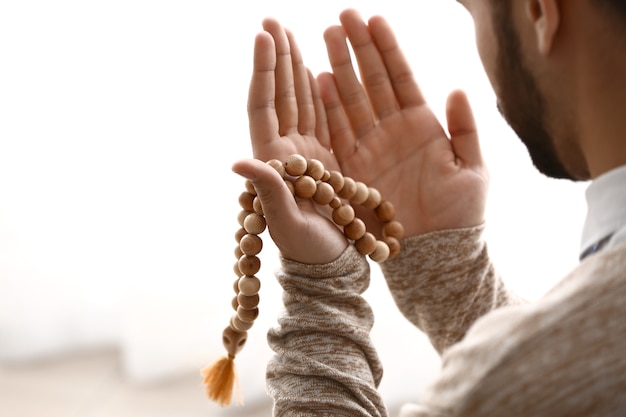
[266,245,388,417]
[380,224,525,354]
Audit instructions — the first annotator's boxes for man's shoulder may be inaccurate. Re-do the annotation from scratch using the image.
[462,244,626,413]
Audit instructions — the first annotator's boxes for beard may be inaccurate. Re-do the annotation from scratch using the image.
[492,4,576,180]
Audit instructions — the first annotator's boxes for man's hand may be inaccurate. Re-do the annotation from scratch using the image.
[319,9,489,238]
[233,18,348,265]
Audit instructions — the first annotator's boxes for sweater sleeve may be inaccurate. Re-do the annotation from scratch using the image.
[380,224,525,354]
[401,244,626,417]
[266,245,388,417]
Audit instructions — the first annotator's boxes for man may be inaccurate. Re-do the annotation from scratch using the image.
[232,1,626,415]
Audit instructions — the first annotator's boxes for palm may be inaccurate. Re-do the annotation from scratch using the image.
[316,10,488,238]
[339,104,487,238]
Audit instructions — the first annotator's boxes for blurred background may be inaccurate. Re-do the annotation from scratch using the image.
[0,1,588,416]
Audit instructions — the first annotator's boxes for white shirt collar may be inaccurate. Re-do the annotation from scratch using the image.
[580,164,626,259]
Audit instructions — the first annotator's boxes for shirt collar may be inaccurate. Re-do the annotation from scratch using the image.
[580,164,626,259]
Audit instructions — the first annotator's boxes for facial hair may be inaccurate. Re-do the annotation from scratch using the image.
[492,4,575,180]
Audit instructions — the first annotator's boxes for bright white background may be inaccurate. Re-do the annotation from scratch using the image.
[0,0,588,414]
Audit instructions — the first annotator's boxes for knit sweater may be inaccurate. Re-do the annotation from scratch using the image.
[266,224,626,416]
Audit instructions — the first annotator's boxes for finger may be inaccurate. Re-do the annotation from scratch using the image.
[318,71,357,161]
[262,18,298,136]
[247,31,280,157]
[367,14,426,108]
[285,29,316,136]
[324,24,375,138]
[339,9,399,119]
[309,69,331,149]
[232,158,299,229]
[446,89,483,168]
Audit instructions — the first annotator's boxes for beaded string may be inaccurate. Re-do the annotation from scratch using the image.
[201,154,405,407]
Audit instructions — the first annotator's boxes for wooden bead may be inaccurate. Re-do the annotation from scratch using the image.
[337,177,357,199]
[237,293,260,310]
[238,255,261,276]
[363,187,382,209]
[369,240,390,263]
[222,326,247,356]
[238,275,261,296]
[384,236,401,259]
[295,175,317,199]
[231,295,239,311]
[238,210,252,227]
[233,278,241,293]
[375,200,396,222]
[237,306,259,322]
[230,315,254,332]
[234,246,243,259]
[266,159,286,177]
[313,182,335,205]
[235,227,247,243]
[344,218,366,241]
[355,232,377,255]
[239,234,263,256]
[253,197,264,215]
[329,196,342,209]
[285,154,307,176]
[327,170,345,192]
[243,213,266,234]
[233,262,241,277]
[245,180,256,195]
[350,181,369,205]
[322,170,331,182]
[332,204,355,226]
[306,159,325,180]
[383,220,405,241]
[238,191,255,211]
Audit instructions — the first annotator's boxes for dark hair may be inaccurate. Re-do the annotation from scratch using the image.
[597,0,626,21]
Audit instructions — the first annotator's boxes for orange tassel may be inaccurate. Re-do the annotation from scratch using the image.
[201,354,242,407]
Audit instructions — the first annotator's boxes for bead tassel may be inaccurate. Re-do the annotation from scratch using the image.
[201,355,241,407]
[202,154,404,407]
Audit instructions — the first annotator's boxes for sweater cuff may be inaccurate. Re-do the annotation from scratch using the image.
[279,244,369,289]
[382,224,486,277]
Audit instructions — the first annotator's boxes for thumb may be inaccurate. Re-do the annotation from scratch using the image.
[446,89,484,168]
[231,158,298,225]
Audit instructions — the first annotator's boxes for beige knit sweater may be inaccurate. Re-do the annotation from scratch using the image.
[266,225,626,416]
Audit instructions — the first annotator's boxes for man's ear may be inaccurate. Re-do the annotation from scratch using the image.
[527,0,561,55]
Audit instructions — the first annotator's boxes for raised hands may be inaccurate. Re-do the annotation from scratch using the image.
[233,9,490,264]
